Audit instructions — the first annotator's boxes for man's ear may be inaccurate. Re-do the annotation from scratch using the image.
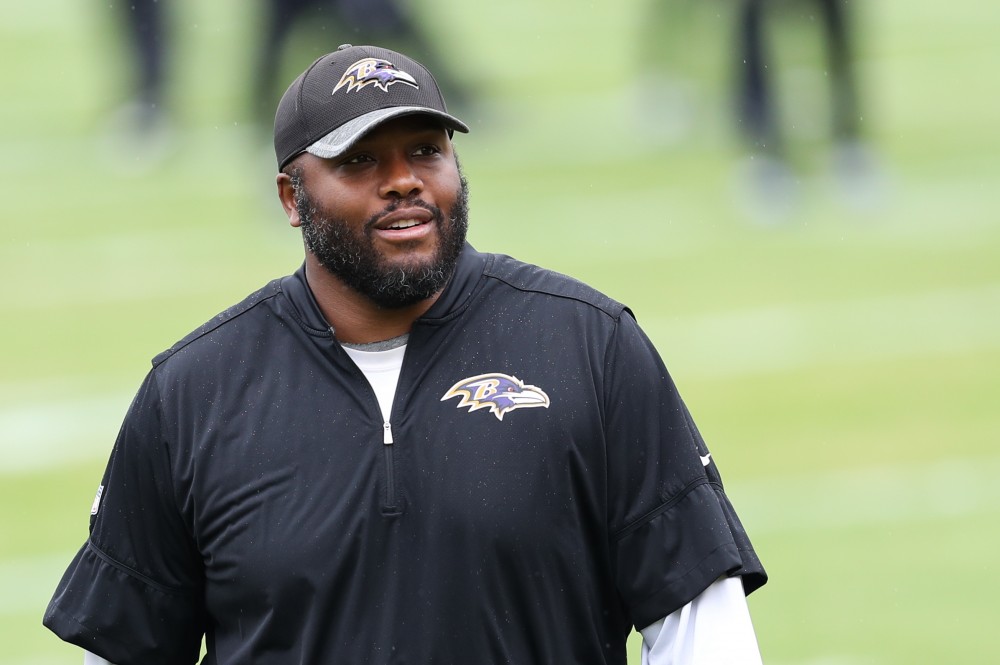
[276,172,302,228]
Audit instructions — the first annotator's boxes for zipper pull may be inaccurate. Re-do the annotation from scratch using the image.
[383,422,393,445]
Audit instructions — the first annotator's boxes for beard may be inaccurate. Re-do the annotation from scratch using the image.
[294,172,469,309]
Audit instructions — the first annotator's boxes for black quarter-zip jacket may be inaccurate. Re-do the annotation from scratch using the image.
[45,244,766,665]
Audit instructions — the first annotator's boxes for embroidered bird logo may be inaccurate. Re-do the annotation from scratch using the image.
[333,58,419,94]
[441,373,551,421]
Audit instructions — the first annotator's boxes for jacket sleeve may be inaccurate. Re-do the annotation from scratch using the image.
[43,370,206,665]
[603,312,766,630]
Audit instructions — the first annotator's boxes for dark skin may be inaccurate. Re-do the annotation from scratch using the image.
[276,115,462,344]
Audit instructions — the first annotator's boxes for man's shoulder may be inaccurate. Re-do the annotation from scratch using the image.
[482,252,628,319]
[151,277,286,369]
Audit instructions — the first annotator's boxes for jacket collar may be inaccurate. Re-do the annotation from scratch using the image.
[279,243,489,335]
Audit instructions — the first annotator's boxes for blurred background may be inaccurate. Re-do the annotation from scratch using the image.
[1,0,997,662]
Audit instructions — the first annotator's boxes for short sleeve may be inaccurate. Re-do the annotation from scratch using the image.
[604,313,766,629]
[43,371,205,665]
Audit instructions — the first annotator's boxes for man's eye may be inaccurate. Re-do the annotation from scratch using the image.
[341,153,373,165]
[413,145,441,157]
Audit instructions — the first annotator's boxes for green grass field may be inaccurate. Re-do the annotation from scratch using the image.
[2,0,998,662]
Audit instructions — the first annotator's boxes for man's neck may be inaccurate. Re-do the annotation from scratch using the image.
[303,259,440,345]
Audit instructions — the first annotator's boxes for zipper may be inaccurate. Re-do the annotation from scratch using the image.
[382,421,397,512]
[332,327,403,515]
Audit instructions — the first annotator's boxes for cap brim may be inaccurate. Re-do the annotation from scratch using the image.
[304,107,470,160]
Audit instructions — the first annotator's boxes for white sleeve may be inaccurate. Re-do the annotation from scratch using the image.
[639,576,762,665]
[84,651,116,665]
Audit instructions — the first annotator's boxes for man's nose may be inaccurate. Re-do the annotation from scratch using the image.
[378,156,423,199]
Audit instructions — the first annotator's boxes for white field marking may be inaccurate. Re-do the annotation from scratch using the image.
[644,283,1000,379]
[0,394,128,474]
[0,0,82,31]
[728,456,1000,535]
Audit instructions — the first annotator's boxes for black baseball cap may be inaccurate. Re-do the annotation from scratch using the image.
[274,44,469,170]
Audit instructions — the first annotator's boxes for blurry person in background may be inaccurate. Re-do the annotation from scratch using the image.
[102,0,175,168]
[733,0,885,222]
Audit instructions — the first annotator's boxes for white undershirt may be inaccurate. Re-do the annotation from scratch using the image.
[82,344,761,665]
[640,576,762,665]
[342,342,407,423]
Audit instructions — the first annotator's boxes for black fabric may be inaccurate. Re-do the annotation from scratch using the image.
[43,372,206,664]
[44,244,766,664]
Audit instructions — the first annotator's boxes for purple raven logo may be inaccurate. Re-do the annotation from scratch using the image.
[333,58,419,94]
[441,373,551,421]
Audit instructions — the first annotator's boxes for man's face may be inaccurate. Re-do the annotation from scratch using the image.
[288,115,469,309]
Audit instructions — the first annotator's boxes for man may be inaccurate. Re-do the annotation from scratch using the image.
[44,44,767,664]
[733,0,883,219]
[735,0,861,157]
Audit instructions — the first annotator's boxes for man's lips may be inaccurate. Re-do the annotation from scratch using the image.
[373,207,434,231]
